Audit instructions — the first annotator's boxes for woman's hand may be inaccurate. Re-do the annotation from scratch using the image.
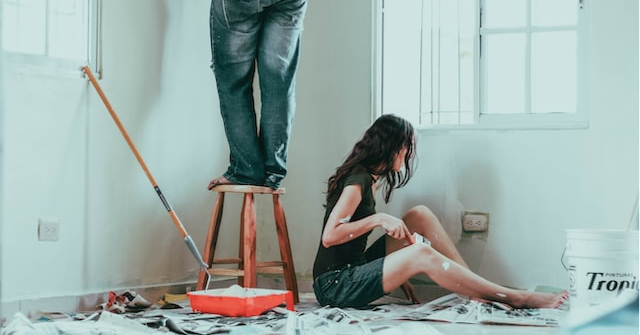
[401,281,421,304]
[374,213,411,240]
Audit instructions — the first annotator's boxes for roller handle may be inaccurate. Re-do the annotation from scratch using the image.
[83,65,208,269]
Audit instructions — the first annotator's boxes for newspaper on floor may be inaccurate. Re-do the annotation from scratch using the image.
[0,293,563,334]
[0,311,164,335]
[388,293,478,323]
[127,305,444,334]
[476,300,561,326]
[286,306,443,335]
[387,293,562,326]
[318,293,563,327]
[115,293,563,331]
[128,307,289,334]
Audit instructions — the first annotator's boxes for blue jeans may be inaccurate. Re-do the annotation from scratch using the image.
[210,0,307,188]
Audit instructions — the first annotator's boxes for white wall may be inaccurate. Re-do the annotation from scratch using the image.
[1,0,224,309]
[287,0,376,277]
[0,0,4,318]
[377,0,639,289]
[0,0,637,317]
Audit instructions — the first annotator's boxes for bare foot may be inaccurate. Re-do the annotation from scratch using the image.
[510,290,569,309]
[207,176,232,190]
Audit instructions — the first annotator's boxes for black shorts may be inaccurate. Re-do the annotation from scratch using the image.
[313,235,388,308]
[312,258,385,308]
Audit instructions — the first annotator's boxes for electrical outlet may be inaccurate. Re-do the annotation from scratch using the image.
[462,212,489,232]
[38,219,60,241]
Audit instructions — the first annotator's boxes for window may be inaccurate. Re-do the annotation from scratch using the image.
[378,0,588,129]
[2,0,100,72]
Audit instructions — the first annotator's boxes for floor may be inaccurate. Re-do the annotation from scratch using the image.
[0,291,570,335]
[8,279,640,335]
[413,323,563,335]
[0,281,640,335]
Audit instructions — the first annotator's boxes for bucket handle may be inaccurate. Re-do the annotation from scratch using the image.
[560,247,569,270]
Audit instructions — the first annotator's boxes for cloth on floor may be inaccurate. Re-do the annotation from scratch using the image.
[97,290,153,314]
[0,311,164,335]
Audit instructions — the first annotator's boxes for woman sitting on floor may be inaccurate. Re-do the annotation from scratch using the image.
[312,114,568,309]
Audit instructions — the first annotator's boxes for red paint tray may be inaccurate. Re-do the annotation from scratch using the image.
[187,286,294,317]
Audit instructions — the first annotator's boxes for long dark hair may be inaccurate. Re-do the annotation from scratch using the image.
[326,114,416,205]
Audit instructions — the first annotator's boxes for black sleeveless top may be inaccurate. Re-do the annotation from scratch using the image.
[312,166,376,278]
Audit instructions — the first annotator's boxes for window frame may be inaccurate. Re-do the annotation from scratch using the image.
[373,0,589,131]
[2,0,102,78]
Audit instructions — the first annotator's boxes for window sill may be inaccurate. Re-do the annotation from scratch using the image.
[415,121,589,132]
[5,52,90,79]
[415,112,590,132]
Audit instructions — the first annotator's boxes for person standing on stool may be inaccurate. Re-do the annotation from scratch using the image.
[207,0,308,190]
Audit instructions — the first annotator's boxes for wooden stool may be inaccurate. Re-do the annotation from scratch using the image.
[196,185,299,303]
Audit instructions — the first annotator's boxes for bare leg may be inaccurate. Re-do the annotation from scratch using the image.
[398,206,469,269]
[382,241,567,309]
[385,205,468,303]
[382,206,567,308]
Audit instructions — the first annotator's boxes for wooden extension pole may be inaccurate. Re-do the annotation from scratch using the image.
[83,66,209,270]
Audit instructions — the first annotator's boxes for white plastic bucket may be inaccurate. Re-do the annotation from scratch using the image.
[563,229,639,310]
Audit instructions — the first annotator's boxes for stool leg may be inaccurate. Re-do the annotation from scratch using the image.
[197,192,225,291]
[237,199,245,287]
[272,194,299,303]
[242,193,257,288]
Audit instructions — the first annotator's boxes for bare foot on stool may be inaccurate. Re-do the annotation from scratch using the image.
[208,176,232,190]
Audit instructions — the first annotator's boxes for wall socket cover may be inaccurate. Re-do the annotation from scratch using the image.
[38,219,60,241]
[462,212,489,232]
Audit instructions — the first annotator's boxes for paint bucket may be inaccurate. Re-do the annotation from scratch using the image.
[563,229,639,310]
